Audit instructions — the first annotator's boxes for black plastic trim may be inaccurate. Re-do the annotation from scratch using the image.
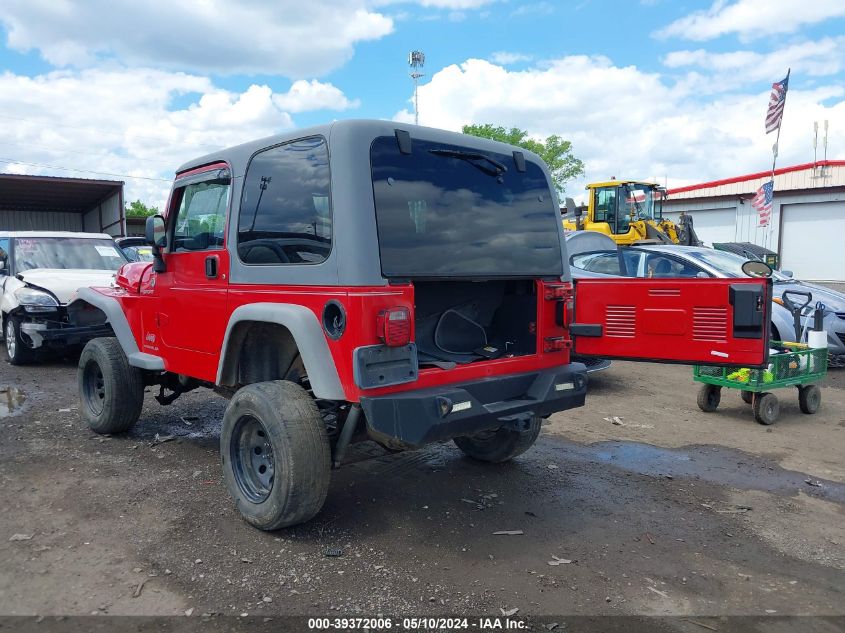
[570,323,603,337]
[395,129,412,155]
[353,343,418,389]
[360,364,587,449]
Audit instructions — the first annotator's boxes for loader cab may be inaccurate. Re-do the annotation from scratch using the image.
[589,181,665,235]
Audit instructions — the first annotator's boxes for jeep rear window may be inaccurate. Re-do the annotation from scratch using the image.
[370,136,562,278]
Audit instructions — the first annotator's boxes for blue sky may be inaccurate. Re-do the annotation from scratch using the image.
[0,0,843,205]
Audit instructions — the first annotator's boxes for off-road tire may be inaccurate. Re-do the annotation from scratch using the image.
[78,337,144,434]
[221,380,330,530]
[5,315,35,365]
[753,392,779,425]
[696,384,721,412]
[453,417,542,463]
[798,384,821,414]
[740,390,754,405]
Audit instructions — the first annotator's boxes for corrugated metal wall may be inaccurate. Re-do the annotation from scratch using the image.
[0,210,84,231]
[101,192,122,232]
[1,191,124,235]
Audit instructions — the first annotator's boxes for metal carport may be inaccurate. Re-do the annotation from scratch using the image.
[0,173,125,236]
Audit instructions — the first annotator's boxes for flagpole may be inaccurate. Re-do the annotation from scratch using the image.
[766,68,789,251]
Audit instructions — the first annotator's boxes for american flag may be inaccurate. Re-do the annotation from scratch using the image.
[765,71,789,134]
[751,180,774,227]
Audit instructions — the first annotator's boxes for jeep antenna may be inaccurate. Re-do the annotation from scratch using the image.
[408,50,425,125]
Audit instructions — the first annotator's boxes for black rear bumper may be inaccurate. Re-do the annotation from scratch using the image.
[360,364,588,449]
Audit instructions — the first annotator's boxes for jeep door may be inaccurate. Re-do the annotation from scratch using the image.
[571,277,771,367]
[153,165,231,371]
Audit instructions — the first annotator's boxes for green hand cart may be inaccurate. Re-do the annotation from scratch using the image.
[694,342,827,425]
[693,290,828,425]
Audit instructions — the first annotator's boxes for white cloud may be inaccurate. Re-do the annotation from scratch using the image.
[0,0,394,76]
[490,51,533,65]
[0,68,358,206]
[663,38,845,82]
[511,2,555,16]
[273,80,360,113]
[377,0,494,7]
[394,57,845,194]
[656,0,845,42]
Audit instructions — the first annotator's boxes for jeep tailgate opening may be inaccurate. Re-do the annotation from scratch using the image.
[413,280,537,366]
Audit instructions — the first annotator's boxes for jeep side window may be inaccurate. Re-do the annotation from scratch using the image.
[172,180,229,251]
[238,136,331,265]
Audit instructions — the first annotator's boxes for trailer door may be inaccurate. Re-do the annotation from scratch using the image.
[571,278,770,367]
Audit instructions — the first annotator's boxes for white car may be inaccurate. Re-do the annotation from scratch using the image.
[0,231,128,364]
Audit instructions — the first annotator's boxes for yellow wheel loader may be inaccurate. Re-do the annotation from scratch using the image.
[562,180,701,246]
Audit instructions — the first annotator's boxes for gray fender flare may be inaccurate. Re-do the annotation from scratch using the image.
[216,303,345,401]
[72,287,165,371]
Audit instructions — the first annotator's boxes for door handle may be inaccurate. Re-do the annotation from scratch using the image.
[205,255,218,279]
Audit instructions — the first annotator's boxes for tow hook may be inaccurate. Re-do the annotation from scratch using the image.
[499,413,535,433]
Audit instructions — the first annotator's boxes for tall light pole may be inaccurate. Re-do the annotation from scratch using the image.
[408,50,425,125]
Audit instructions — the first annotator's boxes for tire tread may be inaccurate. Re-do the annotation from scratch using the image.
[222,380,330,530]
[78,337,144,434]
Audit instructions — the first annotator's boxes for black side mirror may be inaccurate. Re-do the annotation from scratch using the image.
[145,214,168,273]
[145,214,167,247]
[741,260,773,278]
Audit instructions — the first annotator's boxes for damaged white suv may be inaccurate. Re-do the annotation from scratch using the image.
[0,232,127,364]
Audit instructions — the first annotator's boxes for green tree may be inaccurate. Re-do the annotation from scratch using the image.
[125,199,159,217]
[461,124,584,194]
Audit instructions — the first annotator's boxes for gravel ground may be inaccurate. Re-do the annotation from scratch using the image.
[0,350,843,627]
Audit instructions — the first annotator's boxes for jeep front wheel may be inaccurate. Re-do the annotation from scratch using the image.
[78,337,145,434]
[454,417,542,463]
[221,380,330,530]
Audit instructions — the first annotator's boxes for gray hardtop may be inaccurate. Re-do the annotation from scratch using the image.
[174,119,570,287]
[176,119,547,178]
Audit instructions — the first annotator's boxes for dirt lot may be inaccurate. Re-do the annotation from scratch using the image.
[0,351,843,626]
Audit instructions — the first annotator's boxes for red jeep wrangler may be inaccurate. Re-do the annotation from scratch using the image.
[71,121,771,530]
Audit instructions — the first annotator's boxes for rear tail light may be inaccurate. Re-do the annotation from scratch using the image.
[377,306,411,347]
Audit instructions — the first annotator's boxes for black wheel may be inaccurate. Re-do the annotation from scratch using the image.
[5,315,34,365]
[697,384,721,412]
[221,380,330,530]
[78,338,144,434]
[753,392,779,425]
[453,417,542,463]
[740,390,754,405]
[798,384,821,414]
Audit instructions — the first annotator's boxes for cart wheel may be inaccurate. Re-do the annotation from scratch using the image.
[798,384,821,414]
[697,384,721,412]
[753,393,779,425]
[740,390,754,405]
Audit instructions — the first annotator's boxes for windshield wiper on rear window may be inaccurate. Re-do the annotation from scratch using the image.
[428,149,508,179]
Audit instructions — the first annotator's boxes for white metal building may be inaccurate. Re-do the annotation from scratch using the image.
[663,161,845,282]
